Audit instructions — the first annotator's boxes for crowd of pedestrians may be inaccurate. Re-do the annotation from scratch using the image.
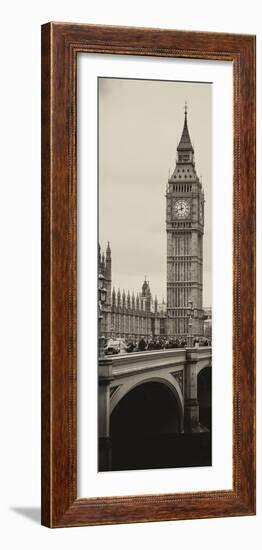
[105,335,210,355]
[126,336,210,353]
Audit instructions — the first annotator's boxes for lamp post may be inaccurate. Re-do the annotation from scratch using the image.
[187,300,195,348]
[187,300,193,347]
[98,272,112,471]
[98,272,107,358]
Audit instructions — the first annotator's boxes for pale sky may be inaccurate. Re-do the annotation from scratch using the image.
[99,78,212,307]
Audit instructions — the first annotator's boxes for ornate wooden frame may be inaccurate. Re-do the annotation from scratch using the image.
[41,22,256,527]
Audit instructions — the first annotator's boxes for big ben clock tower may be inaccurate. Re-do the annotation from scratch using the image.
[166,104,204,341]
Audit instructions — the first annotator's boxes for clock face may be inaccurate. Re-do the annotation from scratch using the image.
[174,199,190,219]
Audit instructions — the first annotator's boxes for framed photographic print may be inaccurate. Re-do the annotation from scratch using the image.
[41,22,256,527]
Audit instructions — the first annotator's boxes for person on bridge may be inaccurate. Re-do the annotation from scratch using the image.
[127,341,135,353]
[147,340,155,350]
[138,337,147,351]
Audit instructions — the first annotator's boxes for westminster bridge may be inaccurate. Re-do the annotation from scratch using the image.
[99,347,212,470]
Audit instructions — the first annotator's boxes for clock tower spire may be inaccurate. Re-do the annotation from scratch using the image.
[176,102,194,162]
[166,104,204,342]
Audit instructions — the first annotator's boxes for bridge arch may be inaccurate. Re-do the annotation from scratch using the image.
[110,374,183,433]
[109,378,183,470]
[196,358,212,377]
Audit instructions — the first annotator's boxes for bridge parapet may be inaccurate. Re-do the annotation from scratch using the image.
[99,347,211,376]
[186,346,212,360]
[109,349,187,377]
[99,347,211,378]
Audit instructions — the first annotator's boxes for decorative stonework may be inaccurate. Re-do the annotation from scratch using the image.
[171,370,184,394]
[99,243,167,341]
[110,385,121,398]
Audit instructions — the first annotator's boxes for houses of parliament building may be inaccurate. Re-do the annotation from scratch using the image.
[99,242,167,342]
[99,104,207,344]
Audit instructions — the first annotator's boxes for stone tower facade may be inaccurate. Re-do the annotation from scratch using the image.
[99,244,167,342]
[166,104,204,339]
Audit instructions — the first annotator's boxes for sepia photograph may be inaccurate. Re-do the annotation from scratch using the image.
[98,77,212,472]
